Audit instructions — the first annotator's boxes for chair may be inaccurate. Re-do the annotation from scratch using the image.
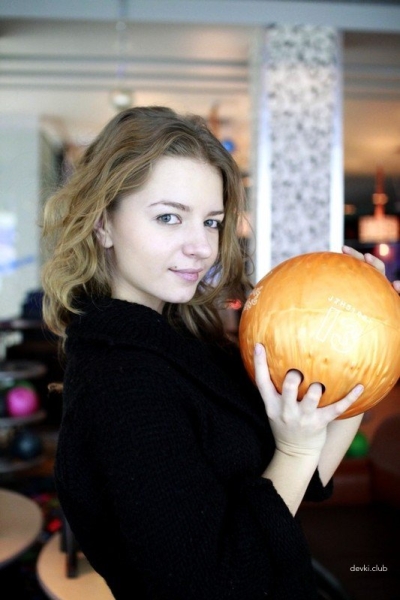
[36,530,114,600]
[59,511,79,578]
[313,558,353,600]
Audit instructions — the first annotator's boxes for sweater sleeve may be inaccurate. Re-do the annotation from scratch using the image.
[303,469,334,502]
[78,347,319,600]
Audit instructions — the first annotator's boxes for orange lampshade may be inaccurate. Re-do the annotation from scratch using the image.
[359,166,399,243]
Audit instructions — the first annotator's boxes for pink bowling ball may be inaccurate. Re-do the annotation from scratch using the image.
[6,385,39,417]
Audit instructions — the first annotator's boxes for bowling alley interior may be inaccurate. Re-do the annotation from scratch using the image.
[1,2,400,599]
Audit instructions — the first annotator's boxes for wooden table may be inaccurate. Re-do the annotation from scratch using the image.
[36,532,114,600]
[0,487,43,568]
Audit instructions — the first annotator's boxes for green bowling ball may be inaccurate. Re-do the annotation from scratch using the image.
[346,431,369,458]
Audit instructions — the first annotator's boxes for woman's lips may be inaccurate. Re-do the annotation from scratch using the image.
[170,268,202,282]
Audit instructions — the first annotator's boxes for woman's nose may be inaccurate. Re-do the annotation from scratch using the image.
[182,227,213,259]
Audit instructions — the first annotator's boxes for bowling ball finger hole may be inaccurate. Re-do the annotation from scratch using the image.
[285,369,304,383]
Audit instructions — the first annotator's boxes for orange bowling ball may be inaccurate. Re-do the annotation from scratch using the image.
[239,251,400,418]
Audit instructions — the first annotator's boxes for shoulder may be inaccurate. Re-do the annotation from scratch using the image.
[64,324,203,426]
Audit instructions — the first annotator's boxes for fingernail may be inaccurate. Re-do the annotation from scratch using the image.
[254,343,263,356]
[354,384,364,396]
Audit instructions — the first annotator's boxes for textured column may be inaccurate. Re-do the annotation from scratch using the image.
[249,25,343,281]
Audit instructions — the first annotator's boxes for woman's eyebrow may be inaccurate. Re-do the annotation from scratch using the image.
[149,201,224,217]
[149,200,190,211]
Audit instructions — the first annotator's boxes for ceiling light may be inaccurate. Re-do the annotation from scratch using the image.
[109,88,133,112]
[110,0,132,112]
[359,166,398,243]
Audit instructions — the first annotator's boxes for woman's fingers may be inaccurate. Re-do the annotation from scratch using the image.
[253,345,301,418]
[254,340,364,431]
[300,382,324,413]
[364,253,385,275]
[281,369,303,394]
[253,343,281,419]
[342,245,364,261]
[392,280,400,293]
[342,245,385,275]
[280,369,302,407]
[342,244,400,296]
[317,383,364,422]
[253,343,270,385]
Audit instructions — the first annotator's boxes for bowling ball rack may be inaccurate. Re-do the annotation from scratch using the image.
[0,359,47,475]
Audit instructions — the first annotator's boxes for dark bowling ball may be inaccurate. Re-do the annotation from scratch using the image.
[10,429,43,460]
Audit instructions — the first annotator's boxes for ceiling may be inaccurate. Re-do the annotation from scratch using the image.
[0,3,400,194]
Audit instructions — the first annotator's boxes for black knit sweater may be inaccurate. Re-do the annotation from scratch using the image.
[55,297,332,599]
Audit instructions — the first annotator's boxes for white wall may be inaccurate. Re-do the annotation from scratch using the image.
[0,115,41,319]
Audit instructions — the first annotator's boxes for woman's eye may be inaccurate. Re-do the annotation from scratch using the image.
[204,219,222,229]
[157,214,181,225]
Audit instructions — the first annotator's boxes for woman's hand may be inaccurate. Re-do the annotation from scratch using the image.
[342,245,400,293]
[254,343,364,458]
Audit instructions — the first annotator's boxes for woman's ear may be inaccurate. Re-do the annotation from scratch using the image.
[94,217,113,249]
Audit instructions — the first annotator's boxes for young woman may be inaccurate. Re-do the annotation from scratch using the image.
[41,106,388,599]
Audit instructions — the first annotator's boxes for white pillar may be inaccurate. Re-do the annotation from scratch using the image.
[250,25,344,282]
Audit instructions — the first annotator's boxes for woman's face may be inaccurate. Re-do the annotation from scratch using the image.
[97,156,224,313]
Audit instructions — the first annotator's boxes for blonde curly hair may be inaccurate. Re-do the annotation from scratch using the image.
[41,106,251,344]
